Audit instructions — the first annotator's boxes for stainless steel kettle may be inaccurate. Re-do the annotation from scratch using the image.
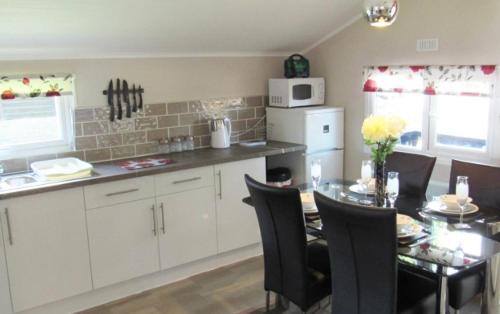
[209,118,232,148]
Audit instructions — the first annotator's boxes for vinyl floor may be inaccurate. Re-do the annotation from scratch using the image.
[79,256,481,314]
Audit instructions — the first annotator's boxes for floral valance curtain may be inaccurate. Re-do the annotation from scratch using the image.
[363,65,497,97]
[0,74,74,100]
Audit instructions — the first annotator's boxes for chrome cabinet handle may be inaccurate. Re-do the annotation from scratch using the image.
[151,205,157,236]
[105,188,139,197]
[4,208,13,245]
[217,170,222,200]
[172,177,201,185]
[160,202,166,234]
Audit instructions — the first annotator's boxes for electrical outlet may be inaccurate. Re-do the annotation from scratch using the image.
[416,38,439,52]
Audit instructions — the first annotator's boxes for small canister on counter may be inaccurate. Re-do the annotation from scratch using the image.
[159,139,170,154]
[171,137,183,152]
[266,167,292,187]
[185,136,195,151]
[182,136,194,151]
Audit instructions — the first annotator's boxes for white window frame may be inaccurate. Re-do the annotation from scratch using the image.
[0,96,75,159]
[365,90,500,165]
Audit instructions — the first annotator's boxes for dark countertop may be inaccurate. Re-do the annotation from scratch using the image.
[0,141,305,200]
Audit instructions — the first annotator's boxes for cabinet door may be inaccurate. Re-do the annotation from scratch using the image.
[157,186,217,269]
[0,188,92,312]
[0,226,11,314]
[86,199,160,288]
[215,157,265,253]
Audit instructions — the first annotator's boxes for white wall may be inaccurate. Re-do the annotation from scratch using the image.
[0,57,282,107]
[306,0,500,184]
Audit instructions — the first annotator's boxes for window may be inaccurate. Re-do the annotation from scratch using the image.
[364,65,498,162]
[370,92,426,150]
[0,74,75,158]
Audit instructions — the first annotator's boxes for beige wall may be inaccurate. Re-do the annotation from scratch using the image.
[0,57,282,107]
[306,0,500,183]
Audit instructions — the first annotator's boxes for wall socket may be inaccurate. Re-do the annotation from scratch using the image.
[416,38,439,52]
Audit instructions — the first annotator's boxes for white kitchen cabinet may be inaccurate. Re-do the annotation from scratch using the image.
[155,166,214,196]
[214,157,265,253]
[0,188,92,312]
[0,218,12,314]
[84,176,155,209]
[86,198,160,288]
[157,186,217,269]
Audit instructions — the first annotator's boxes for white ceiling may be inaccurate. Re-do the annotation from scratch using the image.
[0,0,362,60]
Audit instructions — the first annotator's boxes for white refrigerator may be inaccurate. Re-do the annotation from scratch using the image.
[266,106,344,185]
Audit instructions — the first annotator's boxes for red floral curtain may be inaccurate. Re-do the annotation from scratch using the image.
[363,65,496,97]
[0,74,74,100]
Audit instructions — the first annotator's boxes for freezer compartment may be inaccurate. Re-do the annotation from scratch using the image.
[304,109,344,153]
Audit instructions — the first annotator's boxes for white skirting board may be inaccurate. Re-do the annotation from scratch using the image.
[18,244,262,314]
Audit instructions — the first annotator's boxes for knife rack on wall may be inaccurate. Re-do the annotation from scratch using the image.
[102,78,145,121]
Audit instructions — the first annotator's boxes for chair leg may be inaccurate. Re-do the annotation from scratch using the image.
[265,291,271,312]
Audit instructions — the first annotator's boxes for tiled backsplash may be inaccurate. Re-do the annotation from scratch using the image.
[1,95,267,173]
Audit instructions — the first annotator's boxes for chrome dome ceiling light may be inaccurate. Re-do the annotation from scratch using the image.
[363,0,399,28]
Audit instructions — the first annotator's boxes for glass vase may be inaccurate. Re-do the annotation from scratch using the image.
[375,161,386,207]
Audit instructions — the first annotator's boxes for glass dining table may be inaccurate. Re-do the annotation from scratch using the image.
[243,179,500,314]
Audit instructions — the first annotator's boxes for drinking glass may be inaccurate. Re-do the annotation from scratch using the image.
[386,171,399,208]
[311,160,322,191]
[455,176,469,229]
[359,160,373,205]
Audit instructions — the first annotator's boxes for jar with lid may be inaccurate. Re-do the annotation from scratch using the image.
[171,137,183,152]
[185,136,195,151]
[159,139,170,154]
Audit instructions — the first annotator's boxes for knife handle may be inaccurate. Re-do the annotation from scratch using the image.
[138,87,143,110]
[132,86,137,113]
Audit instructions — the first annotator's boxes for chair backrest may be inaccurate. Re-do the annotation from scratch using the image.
[244,174,309,306]
[386,151,437,198]
[314,191,397,314]
[449,159,500,212]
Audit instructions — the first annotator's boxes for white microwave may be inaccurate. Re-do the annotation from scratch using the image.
[268,78,325,108]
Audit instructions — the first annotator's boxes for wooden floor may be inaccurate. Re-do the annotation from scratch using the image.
[79,256,481,314]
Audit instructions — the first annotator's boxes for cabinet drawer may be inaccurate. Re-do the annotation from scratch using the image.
[84,176,155,209]
[155,166,214,196]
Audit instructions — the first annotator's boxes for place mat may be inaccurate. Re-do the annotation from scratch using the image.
[116,158,175,170]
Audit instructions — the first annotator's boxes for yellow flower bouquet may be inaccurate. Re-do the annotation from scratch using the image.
[362,115,406,206]
[362,115,406,163]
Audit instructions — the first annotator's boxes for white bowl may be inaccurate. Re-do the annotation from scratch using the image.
[440,194,473,211]
[300,192,315,210]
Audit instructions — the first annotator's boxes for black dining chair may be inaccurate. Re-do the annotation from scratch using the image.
[314,191,436,314]
[449,159,500,216]
[386,151,437,199]
[444,159,500,312]
[244,175,331,313]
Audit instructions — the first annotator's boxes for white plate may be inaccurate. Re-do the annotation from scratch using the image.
[426,201,479,216]
[349,184,375,196]
[397,224,423,238]
[397,214,423,238]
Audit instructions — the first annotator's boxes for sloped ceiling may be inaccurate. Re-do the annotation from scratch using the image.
[0,0,362,60]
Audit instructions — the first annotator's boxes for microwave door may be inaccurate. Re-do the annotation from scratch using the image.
[292,84,311,107]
